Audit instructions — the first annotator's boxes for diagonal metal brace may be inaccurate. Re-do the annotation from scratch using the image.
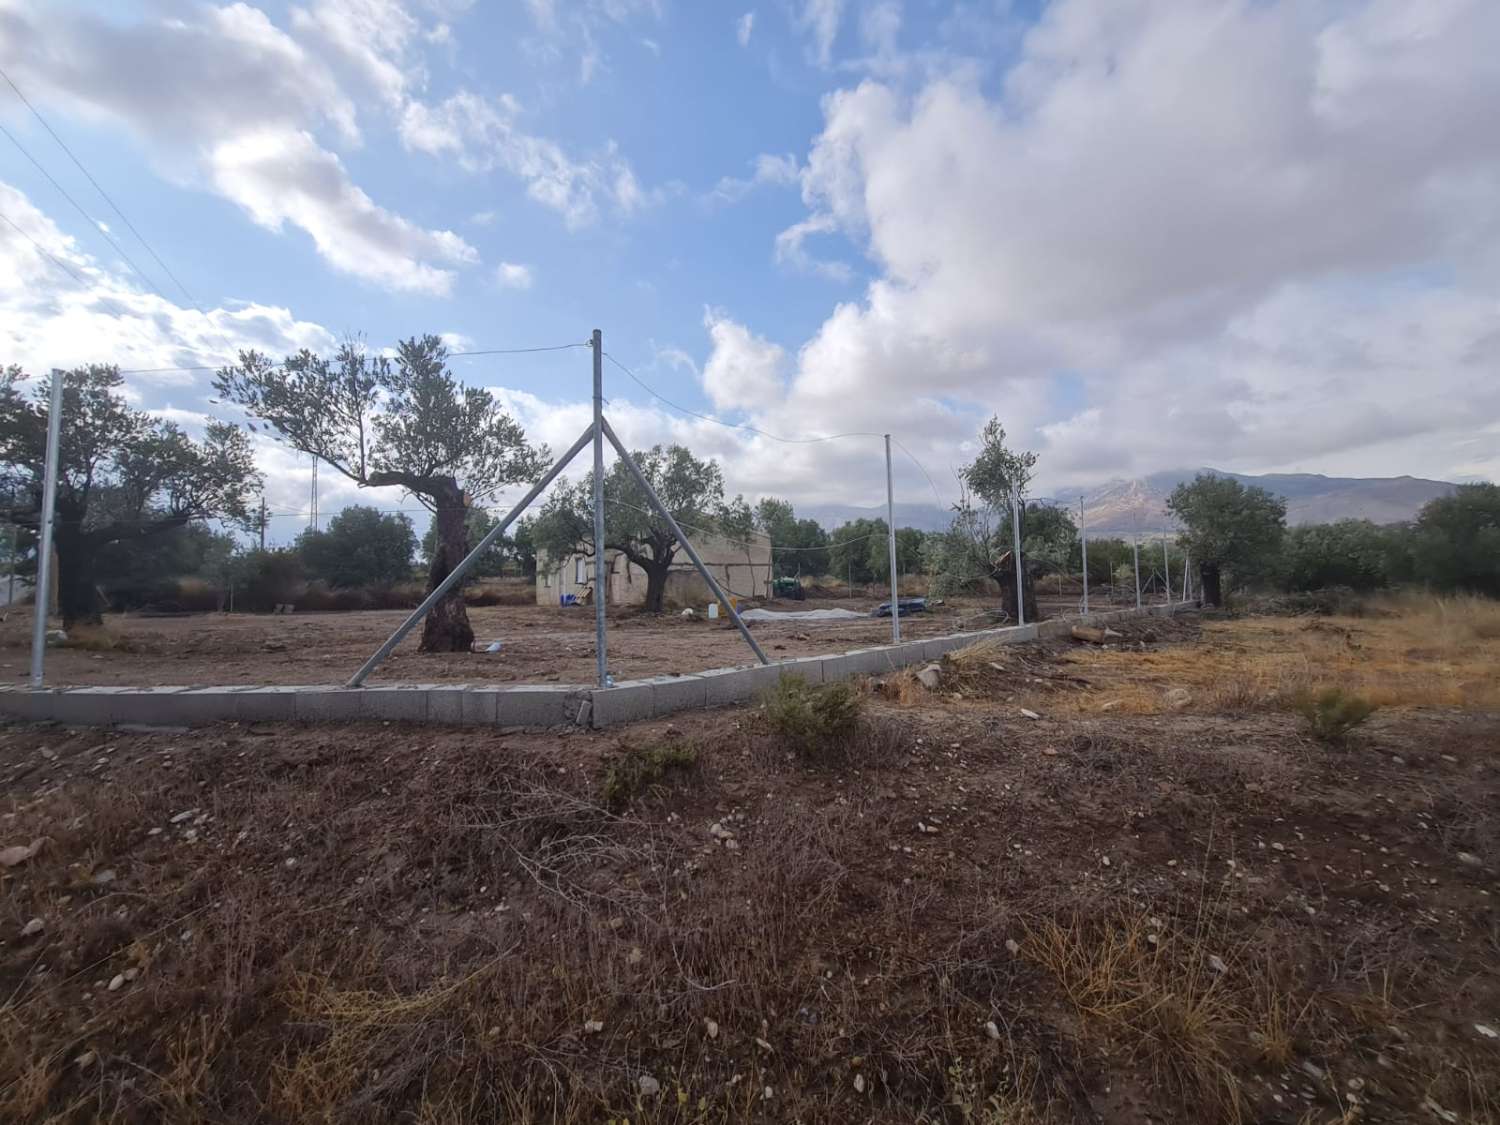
[601,416,768,666]
[346,422,598,687]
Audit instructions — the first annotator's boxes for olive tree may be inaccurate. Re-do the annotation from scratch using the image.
[1167,473,1287,605]
[0,365,259,627]
[533,444,730,613]
[215,336,546,651]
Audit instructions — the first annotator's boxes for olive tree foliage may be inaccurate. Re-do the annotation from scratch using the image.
[1166,473,1287,605]
[924,418,1042,620]
[214,336,546,651]
[532,444,731,613]
[754,497,830,577]
[1410,483,1500,597]
[0,365,259,626]
[297,506,417,589]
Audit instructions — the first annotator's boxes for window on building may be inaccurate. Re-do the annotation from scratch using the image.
[575,557,586,585]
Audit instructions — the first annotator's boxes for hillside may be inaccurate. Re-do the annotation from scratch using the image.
[807,471,1458,534]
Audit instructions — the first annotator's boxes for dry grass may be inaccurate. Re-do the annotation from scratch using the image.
[1044,594,1500,717]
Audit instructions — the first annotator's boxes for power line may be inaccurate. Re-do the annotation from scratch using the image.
[602,352,881,444]
[0,120,170,303]
[116,341,589,376]
[890,434,949,511]
[0,210,89,286]
[0,63,200,309]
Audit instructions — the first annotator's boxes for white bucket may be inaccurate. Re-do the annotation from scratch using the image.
[707,602,720,620]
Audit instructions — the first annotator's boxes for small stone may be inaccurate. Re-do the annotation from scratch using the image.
[123,968,139,982]
[74,1050,96,1070]
[583,1019,604,1034]
[1476,1023,1498,1039]
[627,946,643,965]
[1099,699,1123,712]
[284,858,296,868]
[170,810,196,824]
[1004,938,1020,956]
[1347,1077,1365,1093]
[723,838,740,852]
[108,974,125,992]
[1271,842,1285,852]
[854,1074,866,1093]
[21,917,44,938]
[92,869,116,885]
[705,1018,719,1040]
[1019,708,1041,721]
[1101,856,1111,867]
[1163,687,1192,709]
[916,664,942,690]
[1457,852,1482,868]
[1208,955,1228,975]
[638,1074,660,1097]
[984,1020,1000,1041]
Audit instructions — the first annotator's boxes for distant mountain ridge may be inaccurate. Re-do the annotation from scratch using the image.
[802,470,1460,535]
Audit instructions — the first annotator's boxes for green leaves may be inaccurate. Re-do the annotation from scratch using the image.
[1166,473,1287,583]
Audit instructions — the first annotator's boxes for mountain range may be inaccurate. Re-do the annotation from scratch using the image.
[803,470,1460,535]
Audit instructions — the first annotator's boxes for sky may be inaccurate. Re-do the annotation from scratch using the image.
[1,0,1498,544]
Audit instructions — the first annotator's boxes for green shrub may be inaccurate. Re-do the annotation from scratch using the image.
[1293,686,1376,742]
[600,743,699,808]
[763,675,864,759]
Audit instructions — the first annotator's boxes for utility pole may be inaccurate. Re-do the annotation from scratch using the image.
[591,329,608,687]
[1011,493,1025,627]
[1079,494,1089,615]
[884,434,899,642]
[30,370,64,688]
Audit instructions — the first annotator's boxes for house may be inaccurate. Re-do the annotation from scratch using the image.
[536,529,773,607]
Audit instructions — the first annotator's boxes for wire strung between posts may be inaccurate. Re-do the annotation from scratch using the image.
[601,497,888,554]
[1,211,90,286]
[116,341,591,377]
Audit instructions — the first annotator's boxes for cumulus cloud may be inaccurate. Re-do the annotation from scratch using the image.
[707,152,800,206]
[495,262,535,289]
[741,0,1500,494]
[700,309,787,411]
[736,11,755,47]
[800,0,846,66]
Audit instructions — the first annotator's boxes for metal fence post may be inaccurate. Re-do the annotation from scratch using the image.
[1011,493,1025,628]
[885,434,899,642]
[591,329,607,687]
[30,369,64,688]
[1079,494,1089,615]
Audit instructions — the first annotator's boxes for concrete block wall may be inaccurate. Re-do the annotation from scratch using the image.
[0,602,1199,731]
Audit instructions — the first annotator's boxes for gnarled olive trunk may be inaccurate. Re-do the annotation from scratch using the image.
[643,561,670,614]
[1199,560,1223,607]
[997,563,1039,624]
[420,489,475,653]
[54,525,104,629]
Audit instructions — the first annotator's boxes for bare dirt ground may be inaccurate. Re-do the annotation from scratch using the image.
[0,590,1138,688]
[2,597,1496,1123]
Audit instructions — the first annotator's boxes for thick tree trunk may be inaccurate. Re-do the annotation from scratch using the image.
[55,530,103,629]
[1199,561,1223,607]
[420,491,475,653]
[998,564,1039,624]
[643,562,669,614]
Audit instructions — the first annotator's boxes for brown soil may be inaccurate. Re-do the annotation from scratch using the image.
[2,607,1496,1123]
[0,592,1138,688]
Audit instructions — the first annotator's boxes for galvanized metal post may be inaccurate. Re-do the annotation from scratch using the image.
[1161,531,1172,605]
[885,434,899,642]
[1132,532,1142,610]
[601,418,768,666]
[591,329,607,687]
[30,369,65,687]
[346,424,597,687]
[1011,493,1025,627]
[1079,494,1089,616]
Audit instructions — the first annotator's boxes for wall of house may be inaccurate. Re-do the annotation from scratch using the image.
[537,534,772,608]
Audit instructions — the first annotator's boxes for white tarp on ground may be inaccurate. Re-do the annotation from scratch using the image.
[740,607,868,623]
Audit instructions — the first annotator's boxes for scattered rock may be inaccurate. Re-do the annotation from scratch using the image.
[705,1018,719,1040]
[1475,1023,1498,1039]
[984,1020,1001,1041]
[123,968,140,982]
[709,822,734,841]
[108,974,125,992]
[1457,852,1482,868]
[1423,1096,1459,1123]
[74,1050,96,1071]
[638,1074,660,1097]
[169,810,197,825]
[1004,938,1021,956]
[21,917,44,938]
[1208,955,1228,975]
[0,838,46,867]
[93,869,117,885]
[1163,687,1192,710]
[723,838,740,852]
[583,1019,604,1034]
[916,663,943,690]
[1099,699,1123,712]
[1019,708,1041,721]
[854,1074,866,1093]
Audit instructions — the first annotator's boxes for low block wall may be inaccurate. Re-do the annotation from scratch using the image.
[0,602,1197,731]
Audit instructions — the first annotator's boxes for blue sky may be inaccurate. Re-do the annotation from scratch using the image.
[2,0,1498,542]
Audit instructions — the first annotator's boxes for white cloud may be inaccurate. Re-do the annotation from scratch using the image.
[774,213,853,281]
[707,152,800,205]
[495,261,534,289]
[701,309,787,411]
[800,0,846,66]
[289,0,421,108]
[737,11,755,47]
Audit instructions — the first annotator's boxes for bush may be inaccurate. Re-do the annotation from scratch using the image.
[1292,686,1376,742]
[763,675,863,759]
[234,549,306,613]
[600,742,699,808]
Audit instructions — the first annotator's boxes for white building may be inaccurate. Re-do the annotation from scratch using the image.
[537,530,772,608]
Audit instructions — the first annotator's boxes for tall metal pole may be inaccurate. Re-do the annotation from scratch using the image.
[1131,532,1142,609]
[258,495,267,552]
[1079,495,1089,616]
[1161,531,1172,605]
[1011,493,1025,627]
[30,370,65,688]
[590,329,608,687]
[347,424,597,687]
[601,419,768,665]
[884,434,899,642]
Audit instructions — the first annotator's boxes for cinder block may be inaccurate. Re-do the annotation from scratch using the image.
[818,653,851,683]
[462,687,501,726]
[921,635,964,661]
[700,665,758,706]
[773,657,824,686]
[651,673,708,713]
[1037,618,1072,639]
[426,685,471,725]
[361,684,433,722]
[295,687,363,722]
[843,647,898,677]
[590,680,655,727]
[55,686,130,725]
[499,684,582,728]
[235,686,300,722]
[0,688,55,722]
